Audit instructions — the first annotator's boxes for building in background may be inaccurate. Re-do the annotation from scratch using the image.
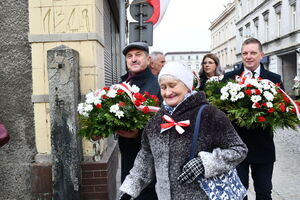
[165,51,210,72]
[0,0,126,199]
[234,0,300,94]
[210,2,237,72]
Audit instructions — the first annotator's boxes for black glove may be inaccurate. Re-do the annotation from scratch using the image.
[177,157,204,184]
[120,193,132,200]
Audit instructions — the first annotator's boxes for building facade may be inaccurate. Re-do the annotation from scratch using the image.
[1,0,125,199]
[165,51,210,72]
[235,0,300,94]
[210,2,237,72]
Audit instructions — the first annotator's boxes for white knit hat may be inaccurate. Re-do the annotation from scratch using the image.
[158,62,193,91]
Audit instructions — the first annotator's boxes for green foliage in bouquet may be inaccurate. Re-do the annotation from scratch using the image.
[205,78,300,131]
[77,83,159,139]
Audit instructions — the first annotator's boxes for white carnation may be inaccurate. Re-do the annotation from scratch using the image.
[263,84,271,90]
[266,102,273,108]
[93,98,102,106]
[85,92,95,104]
[107,89,117,98]
[237,92,245,99]
[230,95,239,102]
[131,85,140,93]
[84,104,93,112]
[250,95,262,103]
[115,110,124,119]
[263,91,274,101]
[110,104,119,113]
[271,88,277,95]
[220,92,229,100]
[220,86,229,94]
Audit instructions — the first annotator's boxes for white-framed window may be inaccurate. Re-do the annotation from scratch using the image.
[276,13,281,37]
[245,22,251,38]
[265,20,269,41]
[262,10,269,42]
[253,17,259,38]
[273,2,282,37]
[291,4,296,31]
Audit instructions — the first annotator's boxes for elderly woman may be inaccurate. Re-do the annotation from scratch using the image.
[199,53,224,90]
[119,62,247,200]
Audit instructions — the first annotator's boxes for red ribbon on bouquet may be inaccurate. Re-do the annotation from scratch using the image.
[160,115,190,134]
[118,83,160,112]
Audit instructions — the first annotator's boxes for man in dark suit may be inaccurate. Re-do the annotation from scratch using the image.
[117,42,160,200]
[223,38,283,200]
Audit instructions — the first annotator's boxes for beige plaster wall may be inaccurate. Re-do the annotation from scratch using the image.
[29,0,107,157]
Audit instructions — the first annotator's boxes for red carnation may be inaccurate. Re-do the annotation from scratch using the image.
[96,104,102,109]
[268,108,275,113]
[246,84,253,88]
[291,107,296,113]
[255,102,261,108]
[245,89,252,96]
[144,91,150,96]
[119,102,126,107]
[142,106,150,114]
[134,100,142,106]
[117,89,124,95]
[102,95,108,99]
[134,93,146,102]
[103,87,110,91]
[257,116,266,122]
[279,103,285,112]
[255,89,261,95]
[261,102,267,107]
[283,97,291,104]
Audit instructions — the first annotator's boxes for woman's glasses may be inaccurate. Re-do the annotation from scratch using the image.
[202,61,215,65]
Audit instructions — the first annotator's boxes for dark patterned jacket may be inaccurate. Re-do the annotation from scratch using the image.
[223,63,283,163]
[120,92,247,199]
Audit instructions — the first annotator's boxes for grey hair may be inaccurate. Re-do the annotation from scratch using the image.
[150,51,164,61]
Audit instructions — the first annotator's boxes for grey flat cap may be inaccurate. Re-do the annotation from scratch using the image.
[122,42,149,56]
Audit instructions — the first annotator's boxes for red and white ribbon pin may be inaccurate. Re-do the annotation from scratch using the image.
[160,115,190,134]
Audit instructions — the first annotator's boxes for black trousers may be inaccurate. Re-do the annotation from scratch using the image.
[237,161,274,200]
[119,137,158,200]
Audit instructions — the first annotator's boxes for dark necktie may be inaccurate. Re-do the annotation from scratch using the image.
[252,71,256,78]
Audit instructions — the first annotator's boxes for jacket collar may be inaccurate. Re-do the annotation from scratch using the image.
[121,67,153,82]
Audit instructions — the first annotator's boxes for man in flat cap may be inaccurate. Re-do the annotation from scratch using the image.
[117,42,161,200]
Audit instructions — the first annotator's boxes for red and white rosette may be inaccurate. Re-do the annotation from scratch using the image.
[160,115,190,134]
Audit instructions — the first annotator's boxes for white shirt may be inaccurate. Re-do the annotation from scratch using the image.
[243,65,261,78]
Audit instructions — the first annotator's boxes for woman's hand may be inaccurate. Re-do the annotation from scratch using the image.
[177,157,204,184]
[116,129,139,138]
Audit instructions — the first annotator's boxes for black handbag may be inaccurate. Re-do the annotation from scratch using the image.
[0,122,10,147]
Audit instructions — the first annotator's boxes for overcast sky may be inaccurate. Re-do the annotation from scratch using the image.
[148,0,233,53]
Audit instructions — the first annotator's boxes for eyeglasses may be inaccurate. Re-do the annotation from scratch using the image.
[202,61,215,65]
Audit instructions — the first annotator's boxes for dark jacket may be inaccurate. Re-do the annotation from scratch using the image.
[120,92,247,199]
[223,63,283,163]
[199,73,209,90]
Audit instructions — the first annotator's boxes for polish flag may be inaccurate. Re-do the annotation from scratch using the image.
[146,0,171,28]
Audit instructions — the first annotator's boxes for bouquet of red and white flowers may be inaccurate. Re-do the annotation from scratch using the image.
[77,82,160,139]
[205,77,300,130]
